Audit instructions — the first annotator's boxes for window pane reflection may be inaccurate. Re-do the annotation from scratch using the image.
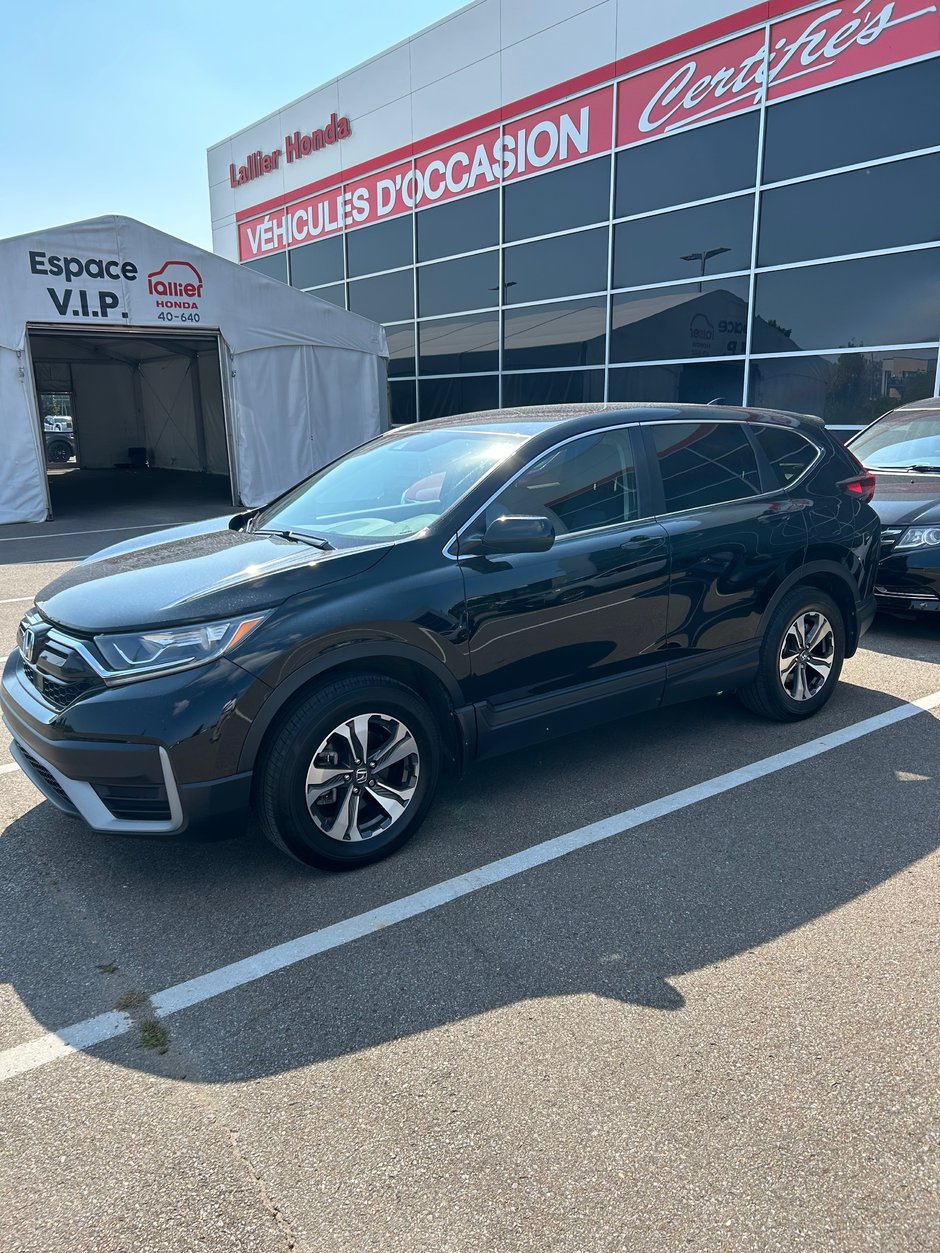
[503,298,607,370]
[309,283,346,309]
[503,228,608,303]
[418,252,499,317]
[748,349,939,430]
[418,313,498,375]
[346,215,413,277]
[289,236,344,288]
[608,361,744,406]
[610,277,750,363]
[243,253,288,283]
[416,190,499,262]
[419,375,499,419]
[752,250,940,353]
[504,157,611,242]
[386,323,416,378]
[762,59,940,184]
[390,381,417,425]
[613,195,753,288]
[348,270,414,323]
[758,153,940,267]
[502,370,605,407]
[615,112,759,217]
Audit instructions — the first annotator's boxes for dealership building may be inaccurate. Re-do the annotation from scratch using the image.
[208,0,940,430]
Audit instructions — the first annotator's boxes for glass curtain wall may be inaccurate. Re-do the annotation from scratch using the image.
[271,53,940,430]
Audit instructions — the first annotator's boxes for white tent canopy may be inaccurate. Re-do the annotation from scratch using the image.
[0,215,388,524]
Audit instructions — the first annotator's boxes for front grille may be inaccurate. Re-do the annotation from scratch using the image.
[93,783,171,823]
[879,527,904,557]
[15,744,79,815]
[22,660,91,712]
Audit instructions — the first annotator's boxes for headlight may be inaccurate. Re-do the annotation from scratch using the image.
[896,526,940,550]
[94,614,266,678]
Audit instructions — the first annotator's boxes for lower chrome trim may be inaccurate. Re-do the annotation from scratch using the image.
[10,739,184,834]
[875,588,939,600]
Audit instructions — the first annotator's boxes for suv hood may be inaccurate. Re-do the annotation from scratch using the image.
[35,517,389,633]
[870,473,940,527]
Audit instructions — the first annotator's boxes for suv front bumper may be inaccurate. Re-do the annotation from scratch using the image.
[1,649,262,837]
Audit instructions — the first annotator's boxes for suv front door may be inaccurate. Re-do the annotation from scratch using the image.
[455,426,671,755]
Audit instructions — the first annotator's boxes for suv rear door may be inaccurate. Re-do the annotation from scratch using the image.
[640,418,810,705]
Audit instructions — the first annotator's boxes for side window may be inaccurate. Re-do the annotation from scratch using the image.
[488,429,638,535]
[651,422,761,512]
[750,425,818,488]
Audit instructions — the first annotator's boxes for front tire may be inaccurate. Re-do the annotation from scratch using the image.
[257,674,440,870]
[737,587,845,722]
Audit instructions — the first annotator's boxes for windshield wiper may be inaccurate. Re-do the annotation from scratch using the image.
[874,463,940,473]
[257,528,334,551]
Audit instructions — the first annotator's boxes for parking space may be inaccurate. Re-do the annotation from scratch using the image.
[0,542,937,1252]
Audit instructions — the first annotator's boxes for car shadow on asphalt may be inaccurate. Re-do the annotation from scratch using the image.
[861,611,940,661]
[1,680,938,1082]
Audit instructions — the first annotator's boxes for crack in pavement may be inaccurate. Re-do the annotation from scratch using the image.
[227,1127,302,1253]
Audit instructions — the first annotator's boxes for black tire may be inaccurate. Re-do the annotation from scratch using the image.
[256,673,440,870]
[737,586,846,722]
[46,440,72,464]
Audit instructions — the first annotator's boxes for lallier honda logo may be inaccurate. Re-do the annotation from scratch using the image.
[28,252,206,326]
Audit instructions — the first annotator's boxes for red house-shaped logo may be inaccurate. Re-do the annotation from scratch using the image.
[147,260,204,300]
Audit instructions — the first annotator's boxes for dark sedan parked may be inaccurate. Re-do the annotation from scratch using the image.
[848,396,940,615]
[3,403,879,869]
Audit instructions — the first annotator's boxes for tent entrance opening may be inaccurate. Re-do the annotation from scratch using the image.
[28,327,234,523]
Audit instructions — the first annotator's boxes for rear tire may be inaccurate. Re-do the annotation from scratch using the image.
[737,587,845,722]
[257,673,440,870]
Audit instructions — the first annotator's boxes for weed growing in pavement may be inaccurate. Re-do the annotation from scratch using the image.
[114,988,148,1012]
[139,1020,169,1054]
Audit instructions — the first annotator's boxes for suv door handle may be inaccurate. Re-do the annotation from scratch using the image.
[620,533,667,549]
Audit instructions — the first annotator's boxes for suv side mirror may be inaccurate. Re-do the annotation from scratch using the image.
[462,514,555,556]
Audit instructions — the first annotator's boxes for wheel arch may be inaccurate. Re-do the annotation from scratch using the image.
[239,644,474,777]
[760,560,863,656]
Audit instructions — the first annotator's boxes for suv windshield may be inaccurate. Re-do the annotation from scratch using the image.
[850,407,940,470]
[254,427,528,547]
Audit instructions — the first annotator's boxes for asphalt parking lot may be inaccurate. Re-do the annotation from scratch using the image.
[0,512,938,1253]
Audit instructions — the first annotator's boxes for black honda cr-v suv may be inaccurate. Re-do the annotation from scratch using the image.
[3,404,879,869]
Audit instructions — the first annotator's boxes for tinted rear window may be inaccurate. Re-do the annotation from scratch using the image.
[651,422,761,511]
[751,425,818,488]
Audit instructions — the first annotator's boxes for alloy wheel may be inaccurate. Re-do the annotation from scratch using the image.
[304,712,420,842]
[778,610,835,701]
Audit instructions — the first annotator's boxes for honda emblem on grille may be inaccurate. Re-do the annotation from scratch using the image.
[21,627,37,664]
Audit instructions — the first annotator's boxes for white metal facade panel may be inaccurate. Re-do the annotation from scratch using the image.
[614,0,746,60]
[409,0,500,91]
[500,1,617,102]
[411,53,502,141]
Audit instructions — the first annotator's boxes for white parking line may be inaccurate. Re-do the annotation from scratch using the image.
[1,688,938,1084]
[0,763,19,776]
[0,597,34,605]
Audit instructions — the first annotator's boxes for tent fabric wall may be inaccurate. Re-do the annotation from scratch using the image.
[139,356,201,472]
[0,215,388,524]
[0,346,47,522]
[196,350,229,476]
[70,362,138,468]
